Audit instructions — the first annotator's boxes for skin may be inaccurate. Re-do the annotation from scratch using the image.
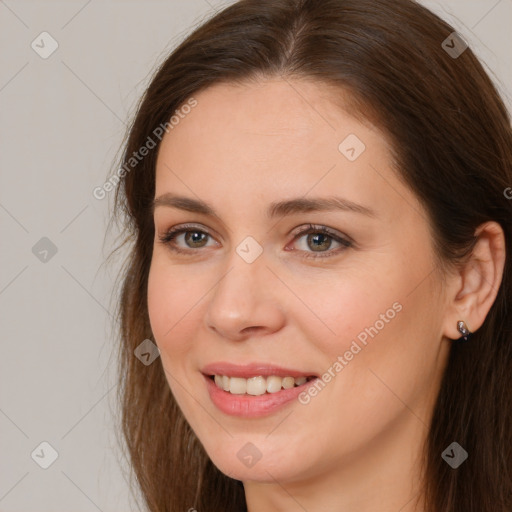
[147,78,505,512]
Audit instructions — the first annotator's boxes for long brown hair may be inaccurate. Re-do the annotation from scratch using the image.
[110,0,512,510]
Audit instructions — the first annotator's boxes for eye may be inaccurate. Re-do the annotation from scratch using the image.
[157,223,218,254]
[288,224,352,259]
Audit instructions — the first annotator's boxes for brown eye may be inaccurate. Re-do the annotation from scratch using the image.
[158,224,217,254]
[184,231,209,248]
[290,224,353,259]
[306,233,333,252]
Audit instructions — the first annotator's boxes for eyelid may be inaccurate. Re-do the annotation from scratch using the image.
[288,223,353,243]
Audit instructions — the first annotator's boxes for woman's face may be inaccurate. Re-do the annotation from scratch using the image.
[148,79,452,484]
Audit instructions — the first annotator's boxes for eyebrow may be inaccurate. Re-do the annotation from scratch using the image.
[152,193,376,218]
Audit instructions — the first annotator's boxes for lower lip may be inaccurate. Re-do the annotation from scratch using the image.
[203,374,316,418]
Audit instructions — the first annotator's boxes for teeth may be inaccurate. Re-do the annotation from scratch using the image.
[212,375,312,395]
[282,376,295,389]
[294,376,307,386]
[266,376,282,393]
[229,377,247,394]
[247,376,267,395]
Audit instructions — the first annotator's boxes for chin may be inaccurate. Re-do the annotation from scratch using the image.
[200,435,310,483]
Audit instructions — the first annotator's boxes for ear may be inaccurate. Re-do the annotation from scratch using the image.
[443,221,506,340]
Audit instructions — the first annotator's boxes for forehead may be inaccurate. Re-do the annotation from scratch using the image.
[158,80,371,172]
[153,79,421,224]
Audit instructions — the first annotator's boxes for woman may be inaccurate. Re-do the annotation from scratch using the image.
[111,0,512,510]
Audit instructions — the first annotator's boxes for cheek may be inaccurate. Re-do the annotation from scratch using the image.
[147,255,204,360]
[146,256,210,419]
[290,255,441,417]
[291,261,407,359]
[296,230,438,359]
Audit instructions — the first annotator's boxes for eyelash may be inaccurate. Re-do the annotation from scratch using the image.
[157,223,353,259]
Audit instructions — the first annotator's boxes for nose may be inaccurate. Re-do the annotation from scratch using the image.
[204,252,286,341]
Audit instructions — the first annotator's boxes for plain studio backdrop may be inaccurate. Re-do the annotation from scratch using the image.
[0,1,510,510]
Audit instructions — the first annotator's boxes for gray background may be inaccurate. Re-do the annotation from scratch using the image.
[0,0,510,510]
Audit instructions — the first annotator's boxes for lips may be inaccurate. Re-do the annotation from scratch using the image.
[201,362,319,416]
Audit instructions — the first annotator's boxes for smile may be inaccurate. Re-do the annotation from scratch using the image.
[200,362,320,417]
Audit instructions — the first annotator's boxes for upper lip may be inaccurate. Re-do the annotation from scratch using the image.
[201,362,318,379]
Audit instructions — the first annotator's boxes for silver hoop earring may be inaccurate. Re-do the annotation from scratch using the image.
[455,320,472,342]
